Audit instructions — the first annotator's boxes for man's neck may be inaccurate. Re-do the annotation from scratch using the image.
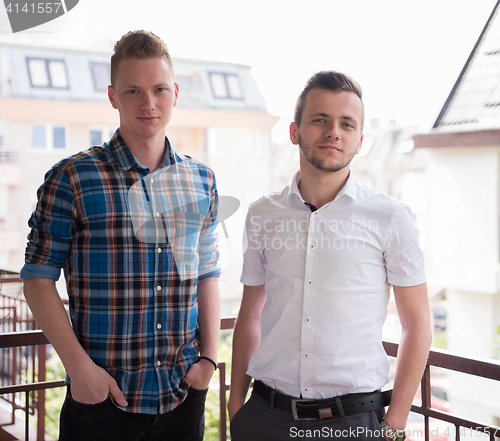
[121,131,167,172]
[297,161,350,209]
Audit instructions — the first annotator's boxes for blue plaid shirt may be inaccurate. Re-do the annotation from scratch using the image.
[21,130,220,414]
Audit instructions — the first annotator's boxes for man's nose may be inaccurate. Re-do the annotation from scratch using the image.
[324,122,340,140]
[141,91,155,109]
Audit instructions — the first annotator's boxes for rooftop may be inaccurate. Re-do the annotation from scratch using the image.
[433,0,500,132]
[0,42,269,113]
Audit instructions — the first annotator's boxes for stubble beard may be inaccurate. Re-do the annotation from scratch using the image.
[298,134,355,174]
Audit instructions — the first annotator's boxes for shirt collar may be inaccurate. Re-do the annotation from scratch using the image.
[108,129,178,172]
[287,170,358,207]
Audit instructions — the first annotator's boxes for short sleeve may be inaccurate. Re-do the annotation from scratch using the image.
[240,205,267,286]
[384,204,426,287]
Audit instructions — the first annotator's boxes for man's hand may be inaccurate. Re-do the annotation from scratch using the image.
[69,358,128,407]
[227,396,244,421]
[184,358,216,390]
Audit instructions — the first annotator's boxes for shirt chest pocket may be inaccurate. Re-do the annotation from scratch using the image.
[165,212,204,264]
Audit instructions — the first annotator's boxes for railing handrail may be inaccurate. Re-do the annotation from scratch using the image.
[382,340,500,380]
[0,321,500,441]
[0,380,66,395]
[0,329,49,349]
[1,326,500,377]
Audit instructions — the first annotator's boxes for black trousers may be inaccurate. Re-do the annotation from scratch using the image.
[59,386,208,441]
[230,392,387,441]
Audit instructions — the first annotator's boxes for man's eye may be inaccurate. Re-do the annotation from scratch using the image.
[156,88,166,92]
[313,119,325,123]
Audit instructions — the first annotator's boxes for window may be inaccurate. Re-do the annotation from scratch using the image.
[90,130,102,146]
[226,75,243,99]
[89,127,116,146]
[31,125,46,148]
[209,73,243,100]
[31,124,67,151]
[27,58,69,89]
[53,127,66,149]
[90,62,110,92]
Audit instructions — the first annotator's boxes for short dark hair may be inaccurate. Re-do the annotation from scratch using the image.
[294,71,364,130]
[110,30,173,87]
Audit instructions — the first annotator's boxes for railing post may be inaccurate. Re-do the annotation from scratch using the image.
[25,390,30,441]
[421,364,431,441]
[11,305,18,425]
[37,344,46,441]
[219,362,227,441]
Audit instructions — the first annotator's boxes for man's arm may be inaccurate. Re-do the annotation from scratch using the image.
[23,278,128,406]
[384,282,432,430]
[227,284,267,420]
[184,276,220,389]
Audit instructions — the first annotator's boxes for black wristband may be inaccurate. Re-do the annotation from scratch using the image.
[197,355,218,371]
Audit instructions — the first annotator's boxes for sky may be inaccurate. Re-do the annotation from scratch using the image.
[0,0,498,143]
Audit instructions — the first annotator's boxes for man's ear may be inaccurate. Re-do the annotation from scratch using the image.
[355,135,364,154]
[108,85,117,109]
[290,122,299,145]
[173,82,179,107]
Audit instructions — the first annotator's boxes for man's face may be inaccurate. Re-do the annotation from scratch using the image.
[290,89,363,174]
[108,57,179,147]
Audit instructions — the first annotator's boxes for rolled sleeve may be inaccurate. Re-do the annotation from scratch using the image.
[23,164,74,271]
[20,263,61,280]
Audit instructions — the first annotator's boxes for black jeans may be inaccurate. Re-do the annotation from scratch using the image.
[59,386,208,441]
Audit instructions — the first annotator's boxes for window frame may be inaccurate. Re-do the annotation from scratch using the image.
[30,123,69,152]
[89,62,110,92]
[89,126,116,147]
[26,57,70,89]
[208,72,244,100]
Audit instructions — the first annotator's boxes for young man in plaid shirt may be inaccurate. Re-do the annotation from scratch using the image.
[21,30,221,441]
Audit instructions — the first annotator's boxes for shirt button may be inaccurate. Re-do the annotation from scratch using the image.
[156,285,162,291]
[310,244,315,249]
[157,247,162,253]
[156,360,161,366]
[304,388,309,392]
[305,318,310,323]
[305,354,309,358]
[157,323,162,330]
[308,281,313,285]
[156,212,161,218]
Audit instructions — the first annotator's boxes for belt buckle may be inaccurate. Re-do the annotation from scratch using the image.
[291,399,316,421]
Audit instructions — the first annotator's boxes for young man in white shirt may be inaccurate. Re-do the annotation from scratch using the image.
[228,71,432,441]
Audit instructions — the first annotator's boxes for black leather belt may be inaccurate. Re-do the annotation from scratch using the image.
[253,380,392,421]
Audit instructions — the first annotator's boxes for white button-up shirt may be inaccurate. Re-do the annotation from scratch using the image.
[240,172,426,399]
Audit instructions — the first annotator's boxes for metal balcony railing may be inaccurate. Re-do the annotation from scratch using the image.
[0,270,62,440]
[1,322,500,441]
[0,275,499,441]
